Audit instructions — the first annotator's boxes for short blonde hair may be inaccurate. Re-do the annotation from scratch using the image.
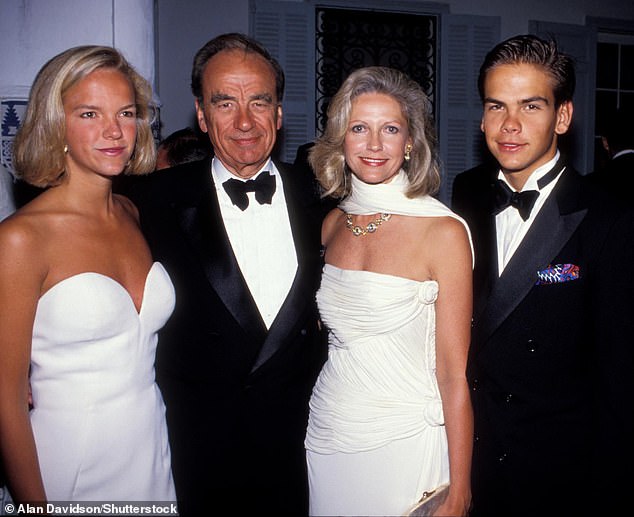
[13,45,156,187]
[309,66,440,199]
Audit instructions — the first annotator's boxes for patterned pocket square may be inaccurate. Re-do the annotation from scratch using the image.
[535,264,580,285]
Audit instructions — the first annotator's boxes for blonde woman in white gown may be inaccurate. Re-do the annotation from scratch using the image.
[306,67,473,517]
[0,46,175,504]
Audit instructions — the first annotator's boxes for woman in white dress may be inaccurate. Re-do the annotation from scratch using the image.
[0,46,175,505]
[305,67,473,516]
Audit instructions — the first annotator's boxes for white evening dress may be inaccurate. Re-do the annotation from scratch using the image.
[29,262,177,502]
[305,171,472,517]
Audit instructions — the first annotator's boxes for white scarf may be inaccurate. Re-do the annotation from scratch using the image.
[339,170,474,265]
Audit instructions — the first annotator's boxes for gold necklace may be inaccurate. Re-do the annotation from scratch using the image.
[345,212,392,236]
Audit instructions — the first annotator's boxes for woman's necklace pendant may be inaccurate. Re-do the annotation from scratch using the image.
[345,213,392,236]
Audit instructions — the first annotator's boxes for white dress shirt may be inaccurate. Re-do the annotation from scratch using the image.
[212,158,298,328]
[496,152,565,275]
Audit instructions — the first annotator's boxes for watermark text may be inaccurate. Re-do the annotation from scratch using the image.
[4,502,178,516]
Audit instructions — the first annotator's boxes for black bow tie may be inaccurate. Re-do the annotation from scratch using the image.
[222,171,276,211]
[493,182,539,221]
[492,160,565,221]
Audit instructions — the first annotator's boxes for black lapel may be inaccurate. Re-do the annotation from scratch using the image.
[474,168,588,345]
[466,166,500,320]
[174,170,267,343]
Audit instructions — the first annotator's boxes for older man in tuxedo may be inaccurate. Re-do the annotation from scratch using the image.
[123,33,326,516]
[452,35,634,516]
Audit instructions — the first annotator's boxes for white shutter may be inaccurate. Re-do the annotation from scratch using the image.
[438,14,500,204]
[250,0,315,163]
[530,21,596,174]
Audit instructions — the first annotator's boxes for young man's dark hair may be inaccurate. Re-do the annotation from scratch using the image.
[477,34,576,108]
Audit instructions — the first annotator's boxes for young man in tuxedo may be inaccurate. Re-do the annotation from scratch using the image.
[123,33,326,516]
[452,35,634,516]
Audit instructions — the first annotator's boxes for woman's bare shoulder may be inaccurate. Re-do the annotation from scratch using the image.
[0,209,52,286]
[0,208,48,248]
[114,192,139,219]
[426,214,469,239]
[421,216,472,272]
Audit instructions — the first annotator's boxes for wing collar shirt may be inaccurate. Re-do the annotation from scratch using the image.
[496,151,565,275]
[212,158,298,328]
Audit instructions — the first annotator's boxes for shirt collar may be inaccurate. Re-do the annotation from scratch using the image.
[497,150,560,192]
[212,157,275,184]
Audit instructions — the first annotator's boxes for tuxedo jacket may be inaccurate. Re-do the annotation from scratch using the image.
[452,160,634,516]
[121,158,327,516]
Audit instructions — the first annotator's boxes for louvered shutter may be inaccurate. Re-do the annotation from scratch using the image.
[250,0,315,163]
[529,21,595,174]
[438,14,500,204]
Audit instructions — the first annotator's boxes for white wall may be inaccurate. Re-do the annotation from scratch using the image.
[0,0,155,219]
[0,0,155,99]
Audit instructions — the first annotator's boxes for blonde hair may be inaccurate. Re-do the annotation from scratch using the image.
[13,45,157,187]
[309,66,440,199]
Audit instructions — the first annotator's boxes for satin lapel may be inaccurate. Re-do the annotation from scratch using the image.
[473,215,499,322]
[472,178,500,322]
[250,263,312,372]
[250,163,320,372]
[475,179,587,345]
[176,183,267,342]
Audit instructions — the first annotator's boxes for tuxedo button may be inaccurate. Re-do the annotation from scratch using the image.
[471,378,479,391]
[498,452,508,463]
[300,328,307,336]
[505,393,513,403]
[526,339,539,353]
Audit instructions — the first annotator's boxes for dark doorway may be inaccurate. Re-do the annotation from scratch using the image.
[314,7,438,134]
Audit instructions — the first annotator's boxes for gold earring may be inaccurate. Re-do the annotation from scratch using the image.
[404,145,412,161]
[63,144,69,154]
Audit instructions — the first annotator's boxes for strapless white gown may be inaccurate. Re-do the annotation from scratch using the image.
[29,262,176,501]
[305,265,449,516]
